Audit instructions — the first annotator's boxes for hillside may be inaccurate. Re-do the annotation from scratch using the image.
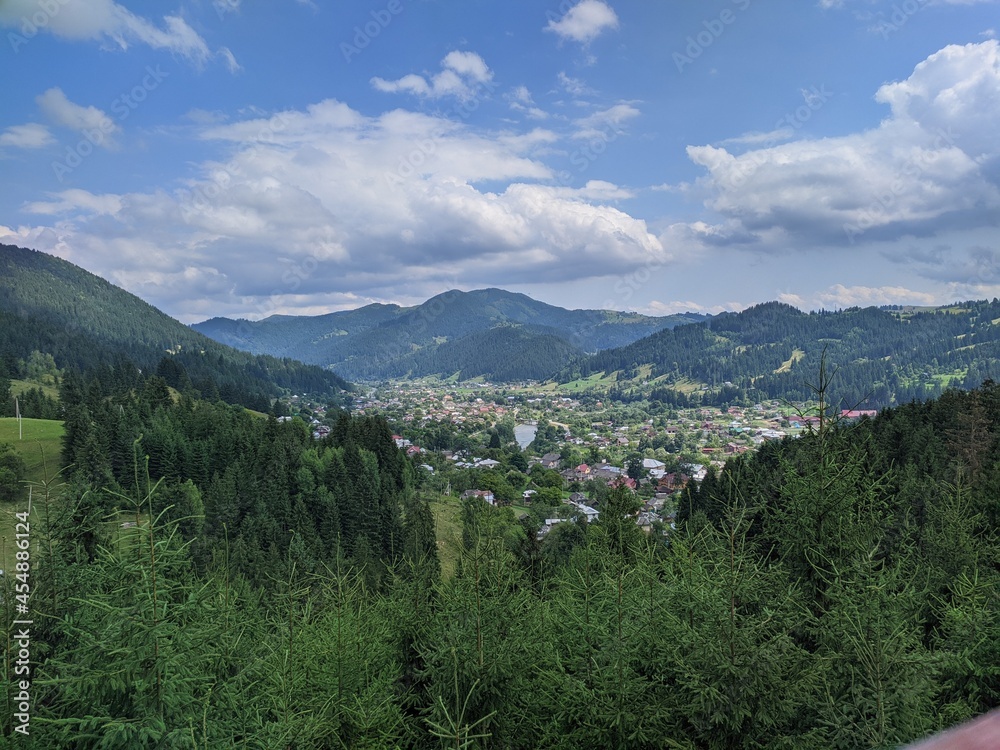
[564,300,1000,408]
[193,287,705,381]
[0,244,351,406]
[388,323,584,381]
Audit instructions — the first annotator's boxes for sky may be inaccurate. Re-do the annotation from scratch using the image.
[1,0,999,323]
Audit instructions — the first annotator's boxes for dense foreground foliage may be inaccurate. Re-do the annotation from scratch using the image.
[1,373,997,748]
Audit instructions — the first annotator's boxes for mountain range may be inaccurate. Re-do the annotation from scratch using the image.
[193,288,706,381]
[6,243,1000,410]
[566,301,1000,408]
[0,244,350,408]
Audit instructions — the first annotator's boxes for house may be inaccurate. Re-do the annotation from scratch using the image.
[636,512,657,533]
[608,476,637,491]
[786,415,821,427]
[841,409,878,421]
[572,504,600,523]
[658,472,690,492]
[642,458,666,471]
[591,463,622,480]
[540,452,562,469]
[461,489,496,506]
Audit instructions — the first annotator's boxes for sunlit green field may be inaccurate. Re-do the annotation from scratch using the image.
[0,418,65,573]
[0,417,64,486]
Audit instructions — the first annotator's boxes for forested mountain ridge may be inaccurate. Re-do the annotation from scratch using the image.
[0,244,350,408]
[193,287,705,381]
[565,299,1000,408]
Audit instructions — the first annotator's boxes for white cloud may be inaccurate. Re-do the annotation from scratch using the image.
[557,72,596,97]
[720,128,796,147]
[23,189,123,217]
[0,123,54,149]
[7,99,666,320]
[372,51,494,100]
[507,86,549,120]
[545,0,620,44]
[574,103,640,139]
[815,284,938,308]
[36,88,119,147]
[0,0,221,66]
[640,299,737,316]
[684,41,1000,248]
[218,47,242,74]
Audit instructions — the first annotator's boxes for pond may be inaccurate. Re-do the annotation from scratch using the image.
[514,423,537,450]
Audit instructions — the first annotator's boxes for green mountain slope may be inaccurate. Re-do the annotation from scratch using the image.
[0,244,350,405]
[388,323,584,381]
[564,300,1000,408]
[193,287,705,381]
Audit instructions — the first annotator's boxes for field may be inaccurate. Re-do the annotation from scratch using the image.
[0,418,65,574]
[774,349,805,374]
[10,378,60,401]
[0,417,65,486]
[428,495,463,579]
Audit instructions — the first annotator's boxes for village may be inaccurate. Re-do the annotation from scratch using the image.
[297,379,877,541]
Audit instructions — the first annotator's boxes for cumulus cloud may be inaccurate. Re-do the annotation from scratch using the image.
[684,41,1000,249]
[545,0,620,44]
[0,0,222,66]
[6,98,665,320]
[372,51,494,100]
[0,123,54,149]
[36,88,119,147]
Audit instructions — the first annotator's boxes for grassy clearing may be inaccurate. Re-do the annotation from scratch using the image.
[0,418,65,573]
[428,495,463,579]
[0,418,64,486]
[672,377,703,395]
[10,378,60,401]
[774,349,805,374]
[929,371,967,388]
[557,371,618,392]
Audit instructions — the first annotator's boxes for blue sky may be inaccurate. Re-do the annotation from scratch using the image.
[1,0,998,323]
